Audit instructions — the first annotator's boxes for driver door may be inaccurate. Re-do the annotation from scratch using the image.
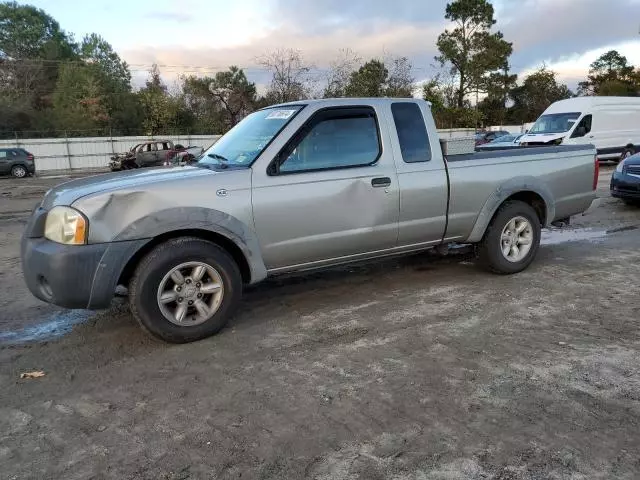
[252,105,399,271]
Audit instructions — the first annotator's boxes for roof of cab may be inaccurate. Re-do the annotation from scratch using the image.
[268,97,430,109]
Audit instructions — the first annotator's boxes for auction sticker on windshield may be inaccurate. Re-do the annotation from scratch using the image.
[266,109,297,120]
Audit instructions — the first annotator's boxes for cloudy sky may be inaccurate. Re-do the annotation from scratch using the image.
[26,0,640,91]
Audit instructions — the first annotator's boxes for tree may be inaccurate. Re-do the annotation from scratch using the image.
[138,64,173,135]
[345,59,389,97]
[52,62,109,133]
[0,1,76,59]
[208,66,257,127]
[436,0,513,108]
[258,49,311,103]
[422,72,482,128]
[80,34,131,92]
[324,48,361,98]
[509,67,573,124]
[0,1,79,134]
[386,56,415,97]
[578,50,638,96]
[183,75,224,133]
[478,62,518,125]
[78,33,141,134]
[182,67,256,133]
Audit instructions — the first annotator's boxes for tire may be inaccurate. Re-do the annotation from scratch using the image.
[11,165,27,178]
[477,200,542,274]
[129,237,242,343]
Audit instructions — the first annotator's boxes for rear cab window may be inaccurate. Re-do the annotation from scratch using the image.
[391,102,432,163]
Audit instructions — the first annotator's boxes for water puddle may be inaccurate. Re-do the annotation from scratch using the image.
[0,310,92,344]
[541,228,607,245]
[541,225,639,246]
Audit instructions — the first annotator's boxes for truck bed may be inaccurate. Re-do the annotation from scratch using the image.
[443,144,597,242]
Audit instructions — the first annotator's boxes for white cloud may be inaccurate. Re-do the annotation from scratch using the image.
[119,0,640,91]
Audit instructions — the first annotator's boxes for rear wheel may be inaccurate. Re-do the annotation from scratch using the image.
[477,201,541,274]
[129,237,242,343]
[11,165,27,178]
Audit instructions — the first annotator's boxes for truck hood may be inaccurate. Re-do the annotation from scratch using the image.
[520,132,565,144]
[41,166,213,210]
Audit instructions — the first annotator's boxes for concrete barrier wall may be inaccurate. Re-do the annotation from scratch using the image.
[0,135,221,172]
[0,125,532,172]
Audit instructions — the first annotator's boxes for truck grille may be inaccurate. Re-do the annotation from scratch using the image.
[626,165,640,175]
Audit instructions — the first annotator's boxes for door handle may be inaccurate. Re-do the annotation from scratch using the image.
[371,177,391,187]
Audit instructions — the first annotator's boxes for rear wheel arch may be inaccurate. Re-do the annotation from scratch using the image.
[477,200,542,274]
[500,191,547,225]
[466,183,554,243]
[476,190,547,241]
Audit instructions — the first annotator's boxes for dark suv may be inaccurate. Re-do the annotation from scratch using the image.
[0,148,36,178]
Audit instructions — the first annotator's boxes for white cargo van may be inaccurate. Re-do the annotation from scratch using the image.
[520,97,640,161]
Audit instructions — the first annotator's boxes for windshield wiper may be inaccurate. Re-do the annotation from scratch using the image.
[205,153,230,169]
[207,153,230,162]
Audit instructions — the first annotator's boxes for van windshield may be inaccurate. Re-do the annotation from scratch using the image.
[197,106,304,168]
[529,112,581,134]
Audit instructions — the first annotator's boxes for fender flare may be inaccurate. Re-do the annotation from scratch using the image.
[465,177,556,243]
[88,207,268,305]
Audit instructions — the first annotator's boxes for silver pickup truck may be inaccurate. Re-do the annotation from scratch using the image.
[21,98,597,343]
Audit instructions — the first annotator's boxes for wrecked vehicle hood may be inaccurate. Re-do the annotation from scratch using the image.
[41,166,215,210]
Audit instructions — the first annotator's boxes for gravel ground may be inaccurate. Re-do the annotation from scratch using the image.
[1,165,640,479]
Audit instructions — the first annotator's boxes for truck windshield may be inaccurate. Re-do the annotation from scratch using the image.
[529,112,581,134]
[197,106,304,168]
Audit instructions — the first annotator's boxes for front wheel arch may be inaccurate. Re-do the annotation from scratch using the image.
[118,229,252,288]
[129,236,243,343]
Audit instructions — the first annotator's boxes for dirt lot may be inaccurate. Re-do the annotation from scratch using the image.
[1,166,640,479]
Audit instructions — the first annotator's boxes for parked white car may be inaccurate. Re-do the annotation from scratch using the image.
[519,96,640,161]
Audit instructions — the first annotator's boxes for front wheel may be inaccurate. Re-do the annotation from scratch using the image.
[477,201,541,274]
[129,237,242,343]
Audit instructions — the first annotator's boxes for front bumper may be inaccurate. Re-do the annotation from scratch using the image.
[21,207,147,309]
[22,236,111,309]
[610,172,640,200]
[109,159,122,171]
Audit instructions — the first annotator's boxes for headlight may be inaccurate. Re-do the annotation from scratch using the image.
[616,160,626,173]
[44,206,87,245]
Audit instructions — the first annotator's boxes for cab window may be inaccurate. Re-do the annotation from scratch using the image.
[571,115,592,138]
[276,107,380,174]
[391,102,432,163]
